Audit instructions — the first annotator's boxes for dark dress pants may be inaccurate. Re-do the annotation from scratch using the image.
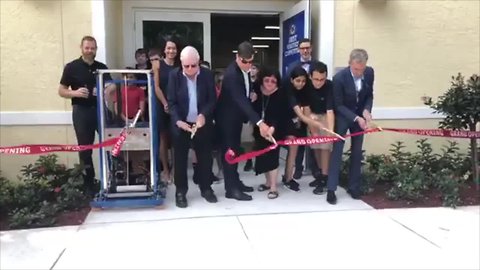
[72,105,98,187]
[218,119,243,192]
[173,123,213,194]
[327,118,364,192]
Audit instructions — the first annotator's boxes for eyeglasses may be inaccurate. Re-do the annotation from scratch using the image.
[241,58,254,64]
[149,58,160,61]
[263,78,277,84]
[311,78,326,83]
[183,64,198,69]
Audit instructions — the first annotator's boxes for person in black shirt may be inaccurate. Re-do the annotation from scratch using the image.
[150,39,179,185]
[307,62,335,195]
[58,36,115,194]
[134,48,151,87]
[282,66,325,192]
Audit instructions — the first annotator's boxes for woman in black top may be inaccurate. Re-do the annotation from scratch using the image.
[282,67,325,192]
[251,67,290,199]
[151,38,180,184]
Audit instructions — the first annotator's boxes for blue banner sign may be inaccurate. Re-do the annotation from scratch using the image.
[282,10,305,76]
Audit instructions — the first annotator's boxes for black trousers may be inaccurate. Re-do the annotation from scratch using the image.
[218,120,243,192]
[173,123,213,194]
[72,105,98,187]
[295,146,321,176]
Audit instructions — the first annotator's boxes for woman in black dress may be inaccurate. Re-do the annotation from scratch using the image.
[252,67,290,199]
[151,38,180,184]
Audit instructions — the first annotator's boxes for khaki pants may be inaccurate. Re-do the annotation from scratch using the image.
[308,113,333,150]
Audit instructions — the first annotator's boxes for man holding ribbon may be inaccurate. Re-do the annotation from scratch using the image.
[216,41,274,201]
[167,46,218,208]
[327,48,374,204]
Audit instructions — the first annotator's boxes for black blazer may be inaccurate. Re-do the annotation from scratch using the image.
[167,67,216,129]
[332,66,374,122]
[215,61,260,125]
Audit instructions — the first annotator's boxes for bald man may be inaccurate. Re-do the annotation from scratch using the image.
[167,46,218,208]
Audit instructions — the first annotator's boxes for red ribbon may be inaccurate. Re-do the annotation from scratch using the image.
[1,127,477,159]
[383,128,480,139]
[111,129,128,157]
[0,131,128,156]
[225,128,382,164]
[224,127,480,164]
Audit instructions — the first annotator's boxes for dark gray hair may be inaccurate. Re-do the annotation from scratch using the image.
[349,48,368,63]
[237,41,255,59]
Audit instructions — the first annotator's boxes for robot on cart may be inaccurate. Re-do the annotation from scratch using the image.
[91,69,166,209]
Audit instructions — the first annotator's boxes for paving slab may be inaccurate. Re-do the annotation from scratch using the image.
[0,226,80,270]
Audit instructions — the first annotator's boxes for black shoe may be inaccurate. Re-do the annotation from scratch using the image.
[282,176,300,192]
[175,193,188,208]
[309,178,321,187]
[239,182,254,193]
[226,189,253,201]
[212,174,221,184]
[313,185,325,195]
[243,159,253,172]
[347,189,362,200]
[293,167,303,180]
[201,189,218,203]
[327,190,337,205]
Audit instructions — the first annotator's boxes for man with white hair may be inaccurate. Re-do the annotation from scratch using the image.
[326,48,374,205]
[167,46,217,208]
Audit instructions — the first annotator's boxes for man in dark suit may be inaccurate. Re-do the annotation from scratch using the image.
[216,41,274,201]
[327,48,374,204]
[167,46,218,208]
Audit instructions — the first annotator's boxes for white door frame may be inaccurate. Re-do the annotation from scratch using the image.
[133,10,211,63]
[122,5,281,66]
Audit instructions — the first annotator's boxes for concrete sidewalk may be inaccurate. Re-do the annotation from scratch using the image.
[1,168,479,269]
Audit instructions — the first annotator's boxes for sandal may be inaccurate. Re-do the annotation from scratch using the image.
[161,172,173,185]
[257,184,270,192]
[267,191,279,199]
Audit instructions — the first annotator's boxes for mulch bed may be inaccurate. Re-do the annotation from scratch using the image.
[362,181,480,209]
[55,207,91,227]
[0,207,91,231]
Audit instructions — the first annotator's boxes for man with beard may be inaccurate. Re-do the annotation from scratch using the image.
[58,36,116,195]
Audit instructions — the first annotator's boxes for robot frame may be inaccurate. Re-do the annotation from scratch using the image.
[90,69,166,209]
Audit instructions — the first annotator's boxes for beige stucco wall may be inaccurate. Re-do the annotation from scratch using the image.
[334,0,480,107]
[104,0,124,69]
[0,0,92,180]
[334,0,479,155]
[0,0,93,111]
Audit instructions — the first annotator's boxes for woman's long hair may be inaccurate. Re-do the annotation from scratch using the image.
[162,37,181,66]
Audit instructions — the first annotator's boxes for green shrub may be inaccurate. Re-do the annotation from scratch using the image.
[386,164,428,201]
[2,154,88,230]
